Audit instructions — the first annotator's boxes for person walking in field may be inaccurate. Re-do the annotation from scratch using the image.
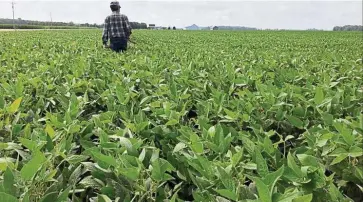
[102,1,132,52]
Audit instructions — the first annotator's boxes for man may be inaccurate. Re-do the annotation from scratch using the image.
[102,1,132,52]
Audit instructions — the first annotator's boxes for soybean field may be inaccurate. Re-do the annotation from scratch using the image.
[0,30,362,202]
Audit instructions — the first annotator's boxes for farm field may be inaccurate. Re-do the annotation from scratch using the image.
[0,30,362,202]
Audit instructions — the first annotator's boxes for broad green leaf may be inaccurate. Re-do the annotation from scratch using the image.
[314,87,324,105]
[333,122,354,146]
[0,158,15,171]
[255,178,271,202]
[287,153,303,177]
[263,166,284,196]
[217,166,235,191]
[91,151,117,167]
[240,135,255,155]
[349,146,363,157]
[98,194,112,202]
[173,142,187,153]
[216,189,237,201]
[151,158,175,181]
[8,97,22,113]
[287,116,304,129]
[3,168,16,196]
[65,155,89,164]
[296,154,319,168]
[0,192,18,202]
[119,167,140,181]
[231,149,243,167]
[255,149,269,177]
[190,133,204,154]
[0,95,4,109]
[21,151,47,180]
[224,108,238,119]
[40,192,58,202]
[56,187,72,202]
[292,194,313,202]
[166,119,178,126]
[18,138,38,152]
[45,125,55,138]
[330,153,348,165]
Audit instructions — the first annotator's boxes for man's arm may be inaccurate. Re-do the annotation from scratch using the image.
[123,15,132,39]
[102,17,110,46]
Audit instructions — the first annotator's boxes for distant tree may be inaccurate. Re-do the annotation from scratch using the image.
[173,26,176,30]
[333,25,362,31]
[168,27,171,30]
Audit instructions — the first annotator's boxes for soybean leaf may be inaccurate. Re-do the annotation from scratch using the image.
[8,97,22,113]
[20,151,47,180]
[255,178,272,202]
[216,189,237,201]
[314,87,324,105]
[255,149,269,177]
[0,192,18,202]
[287,116,304,129]
[292,194,313,202]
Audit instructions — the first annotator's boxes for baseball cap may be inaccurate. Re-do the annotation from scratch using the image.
[110,1,120,7]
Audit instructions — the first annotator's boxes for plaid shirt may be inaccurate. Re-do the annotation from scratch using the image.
[102,11,132,45]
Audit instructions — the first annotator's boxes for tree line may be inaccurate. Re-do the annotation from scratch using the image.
[333,25,363,31]
[0,18,149,29]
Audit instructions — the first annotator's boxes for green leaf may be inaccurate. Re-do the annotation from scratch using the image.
[292,194,313,202]
[91,151,117,168]
[119,167,140,181]
[314,87,324,105]
[0,192,18,202]
[98,194,112,202]
[224,108,238,119]
[287,153,303,177]
[216,189,237,201]
[0,158,15,171]
[263,166,284,196]
[330,153,348,165]
[349,146,363,157]
[217,166,235,191]
[118,137,133,150]
[173,142,187,153]
[56,187,72,202]
[166,119,178,126]
[151,158,175,181]
[333,122,354,146]
[40,192,58,202]
[255,178,272,202]
[8,97,22,113]
[255,149,269,177]
[296,154,319,168]
[45,125,55,138]
[3,168,16,196]
[65,155,89,164]
[231,149,243,167]
[322,113,334,125]
[190,133,204,154]
[20,151,47,180]
[287,116,304,129]
[0,95,4,109]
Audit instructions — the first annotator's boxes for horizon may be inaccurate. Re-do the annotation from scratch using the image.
[0,1,362,30]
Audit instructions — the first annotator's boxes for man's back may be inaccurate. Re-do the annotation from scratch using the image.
[103,12,131,40]
[102,1,132,52]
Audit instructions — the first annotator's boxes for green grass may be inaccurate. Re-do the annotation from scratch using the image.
[0,30,362,202]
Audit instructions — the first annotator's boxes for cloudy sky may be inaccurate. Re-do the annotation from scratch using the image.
[0,0,361,30]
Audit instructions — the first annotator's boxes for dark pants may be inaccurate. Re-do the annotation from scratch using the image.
[110,37,128,53]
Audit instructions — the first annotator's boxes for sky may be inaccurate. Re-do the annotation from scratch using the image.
[0,0,362,30]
